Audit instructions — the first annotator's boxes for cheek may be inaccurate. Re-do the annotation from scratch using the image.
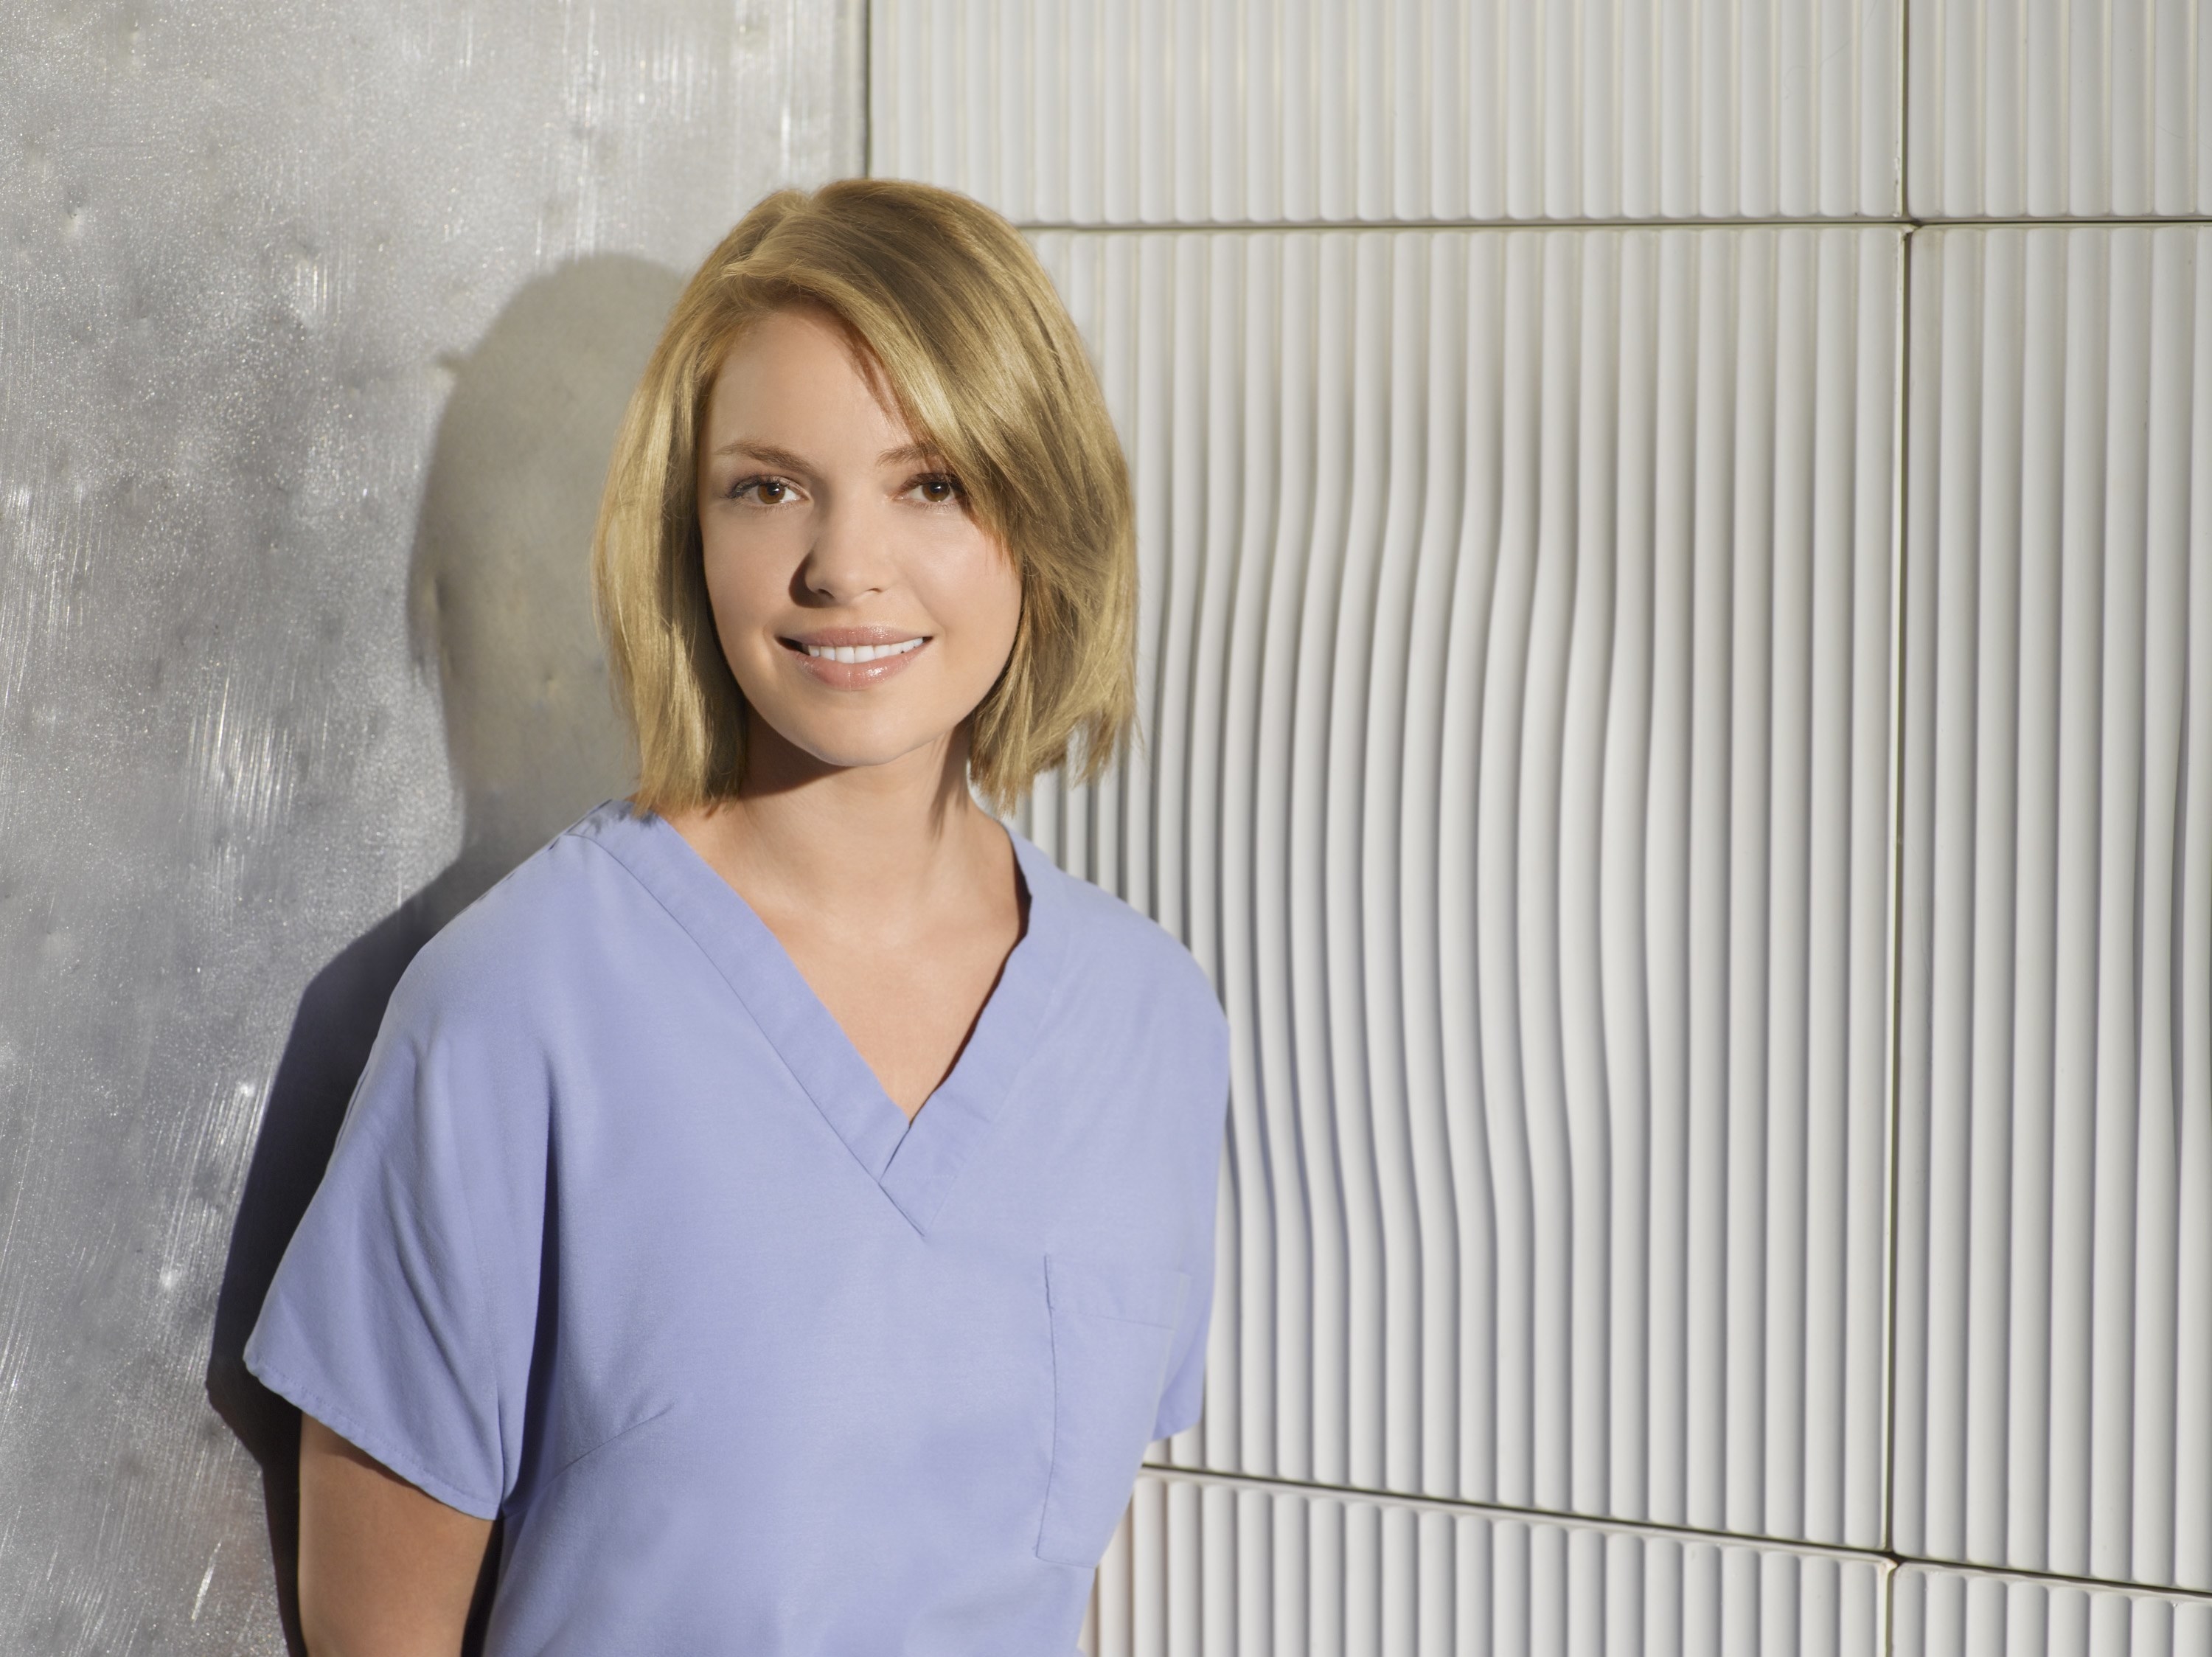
[945,543,1024,664]
[698,536,778,650]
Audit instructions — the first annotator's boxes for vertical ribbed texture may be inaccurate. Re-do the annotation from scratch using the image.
[1079,1472,1888,1656]
[871,0,1899,223]
[1893,1568,2212,1657]
[1906,0,2212,218]
[875,3,2212,1643]
[1015,226,1898,1552]
[1893,225,2212,1592]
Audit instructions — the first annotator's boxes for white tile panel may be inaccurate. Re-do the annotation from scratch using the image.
[871,0,1899,224]
[1012,226,1899,1549]
[1893,226,2212,1591]
[1906,0,2212,218]
[1079,1470,1889,1656]
[1893,1566,2212,1657]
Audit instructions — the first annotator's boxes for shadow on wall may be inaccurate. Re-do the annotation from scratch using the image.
[205,253,683,1653]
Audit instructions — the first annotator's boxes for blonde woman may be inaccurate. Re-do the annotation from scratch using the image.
[246,179,1228,1656]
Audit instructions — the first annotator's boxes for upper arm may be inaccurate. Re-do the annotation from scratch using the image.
[246,963,550,1647]
[246,995,548,1519]
[298,1413,495,1657]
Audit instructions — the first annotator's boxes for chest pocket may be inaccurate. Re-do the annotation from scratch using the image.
[1035,1253,1189,1567]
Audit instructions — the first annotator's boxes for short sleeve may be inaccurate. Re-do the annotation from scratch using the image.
[1151,1006,1231,1442]
[1150,1234,1214,1440]
[243,978,546,1521]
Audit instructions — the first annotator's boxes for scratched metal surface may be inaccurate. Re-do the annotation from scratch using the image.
[0,2,859,1648]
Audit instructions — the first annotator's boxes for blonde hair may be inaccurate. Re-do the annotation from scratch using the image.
[591,177,1136,817]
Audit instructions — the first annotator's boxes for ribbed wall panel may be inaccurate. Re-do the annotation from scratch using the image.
[1893,226,2212,1591]
[1012,226,1899,1551]
[1077,1471,1888,1656]
[1893,1568,2212,1657]
[871,0,1899,225]
[1906,0,2212,218]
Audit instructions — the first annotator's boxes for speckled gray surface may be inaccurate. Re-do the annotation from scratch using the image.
[0,3,859,1647]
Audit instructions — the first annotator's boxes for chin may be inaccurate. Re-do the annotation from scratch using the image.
[771,716,949,775]
[801,743,928,772]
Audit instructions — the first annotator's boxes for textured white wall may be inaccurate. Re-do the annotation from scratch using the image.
[1893,225,2212,1597]
[1905,0,2212,218]
[870,4,2211,1652]
[874,0,1898,221]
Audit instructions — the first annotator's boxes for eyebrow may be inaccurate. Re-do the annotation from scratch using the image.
[710,438,945,469]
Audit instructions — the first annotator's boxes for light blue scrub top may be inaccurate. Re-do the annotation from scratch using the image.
[246,800,1229,1656]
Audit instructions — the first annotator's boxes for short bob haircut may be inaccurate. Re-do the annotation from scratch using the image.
[592,177,1137,818]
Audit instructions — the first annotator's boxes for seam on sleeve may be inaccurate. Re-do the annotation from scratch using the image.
[252,1353,502,1522]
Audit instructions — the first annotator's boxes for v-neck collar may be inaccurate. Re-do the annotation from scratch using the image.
[579,799,1069,1237]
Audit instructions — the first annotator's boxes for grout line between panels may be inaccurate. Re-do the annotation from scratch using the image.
[1136,1460,1893,1566]
[1883,15,1904,1631]
[1881,222,1916,1571]
[1898,215,2212,229]
[1004,215,2212,234]
[1012,215,1921,232]
[1879,213,1916,1657]
[1137,1463,2212,1607]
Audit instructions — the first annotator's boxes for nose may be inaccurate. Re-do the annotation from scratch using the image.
[793,495,893,605]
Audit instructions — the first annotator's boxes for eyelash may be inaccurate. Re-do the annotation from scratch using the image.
[726,472,966,504]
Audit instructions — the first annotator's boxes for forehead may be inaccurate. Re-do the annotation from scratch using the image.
[702,305,912,445]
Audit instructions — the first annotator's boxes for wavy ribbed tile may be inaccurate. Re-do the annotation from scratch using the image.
[1079,1470,1888,1656]
[1906,0,2212,218]
[871,0,1898,223]
[1012,226,1898,1550]
[1893,226,2212,1591]
[1893,1566,2212,1657]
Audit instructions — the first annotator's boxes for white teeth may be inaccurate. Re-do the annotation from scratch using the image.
[803,638,924,663]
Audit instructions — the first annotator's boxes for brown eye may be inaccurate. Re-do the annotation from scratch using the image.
[735,476,793,504]
[914,473,963,504]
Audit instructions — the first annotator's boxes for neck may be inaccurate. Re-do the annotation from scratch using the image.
[664,720,1005,931]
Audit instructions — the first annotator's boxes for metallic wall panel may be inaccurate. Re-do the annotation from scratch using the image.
[1893,1566,2212,1657]
[1892,226,2212,1592]
[0,3,858,1649]
[870,0,1899,225]
[1079,1470,1890,1656]
[1905,0,2212,219]
[1009,225,1900,1552]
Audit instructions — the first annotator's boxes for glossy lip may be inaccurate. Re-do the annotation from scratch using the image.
[776,625,933,689]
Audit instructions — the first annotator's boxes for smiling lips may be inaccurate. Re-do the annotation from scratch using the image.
[779,627,931,688]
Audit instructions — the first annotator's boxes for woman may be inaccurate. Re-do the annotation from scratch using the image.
[246,178,1230,1655]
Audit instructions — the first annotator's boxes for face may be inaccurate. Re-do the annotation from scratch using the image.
[693,304,1022,786]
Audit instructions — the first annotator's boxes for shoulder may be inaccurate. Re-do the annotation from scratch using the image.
[339,804,677,1162]
[1021,838,1229,1070]
[382,800,667,1043]
[1022,849,1231,1212]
